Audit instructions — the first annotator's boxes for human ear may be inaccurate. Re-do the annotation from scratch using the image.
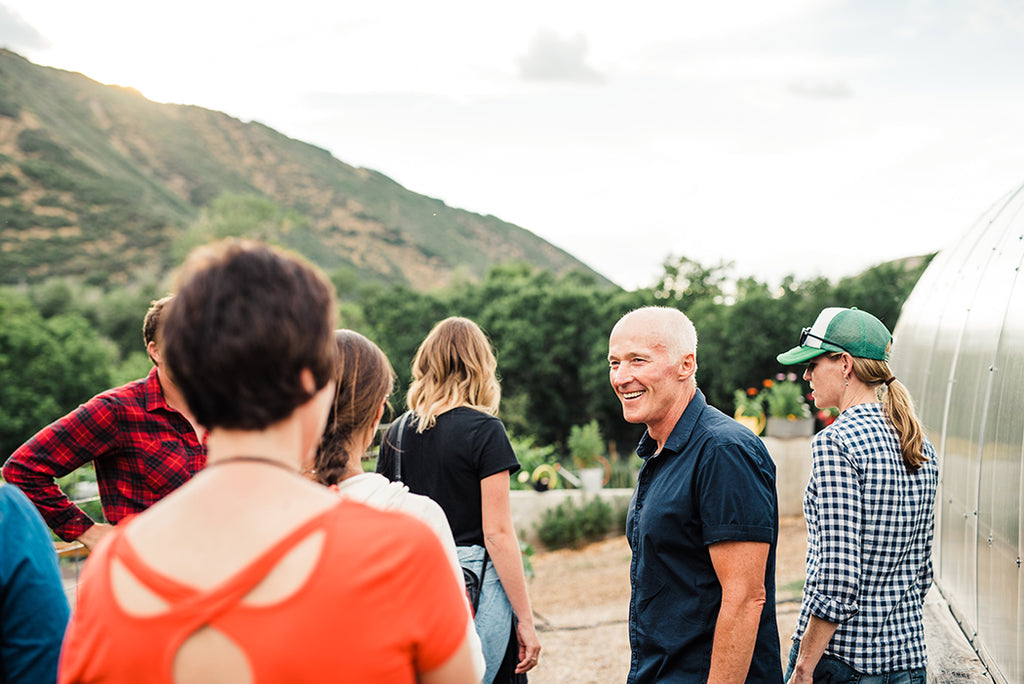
[146,340,162,365]
[300,368,317,394]
[678,353,697,380]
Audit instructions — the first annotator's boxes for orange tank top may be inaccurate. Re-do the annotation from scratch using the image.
[58,500,468,683]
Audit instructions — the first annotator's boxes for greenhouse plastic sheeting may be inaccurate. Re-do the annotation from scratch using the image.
[890,180,1024,684]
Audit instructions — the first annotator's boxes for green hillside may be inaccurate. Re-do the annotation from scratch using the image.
[0,49,610,289]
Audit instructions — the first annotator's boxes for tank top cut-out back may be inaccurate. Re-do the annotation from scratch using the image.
[112,504,332,677]
[58,500,469,684]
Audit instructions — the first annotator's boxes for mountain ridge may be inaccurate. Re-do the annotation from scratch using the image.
[0,49,611,290]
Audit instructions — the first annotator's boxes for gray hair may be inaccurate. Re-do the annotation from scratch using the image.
[616,306,697,362]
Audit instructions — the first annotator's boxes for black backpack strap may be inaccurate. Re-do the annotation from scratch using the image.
[463,547,489,614]
[476,549,489,612]
[391,411,410,482]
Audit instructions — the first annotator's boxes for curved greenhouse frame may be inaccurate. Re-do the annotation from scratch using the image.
[890,180,1024,683]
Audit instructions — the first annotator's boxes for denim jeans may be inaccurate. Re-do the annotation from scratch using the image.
[784,642,927,684]
[458,545,513,684]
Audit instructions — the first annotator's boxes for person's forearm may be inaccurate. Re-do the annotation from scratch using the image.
[483,529,533,623]
[484,528,542,673]
[707,594,764,684]
[2,451,90,541]
[76,522,114,550]
[787,616,839,684]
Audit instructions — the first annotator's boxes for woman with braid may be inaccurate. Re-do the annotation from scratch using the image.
[776,307,938,684]
[313,329,484,681]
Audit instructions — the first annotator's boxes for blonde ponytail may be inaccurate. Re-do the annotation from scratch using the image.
[851,358,928,471]
[881,379,927,471]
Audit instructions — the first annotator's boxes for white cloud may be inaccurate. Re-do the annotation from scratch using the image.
[0,3,47,50]
[516,29,605,84]
[786,80,855,100]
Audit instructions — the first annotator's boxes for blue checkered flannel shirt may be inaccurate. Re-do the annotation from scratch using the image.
[793,402,938,674]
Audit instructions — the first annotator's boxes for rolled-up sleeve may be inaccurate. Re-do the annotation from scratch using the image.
[2,398,117,541]
[804,431,861,623]
[698,442,776,546]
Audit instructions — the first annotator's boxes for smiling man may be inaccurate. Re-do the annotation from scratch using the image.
[608,306,783,684]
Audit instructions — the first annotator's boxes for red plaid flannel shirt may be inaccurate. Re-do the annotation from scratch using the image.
[1,367,207,541]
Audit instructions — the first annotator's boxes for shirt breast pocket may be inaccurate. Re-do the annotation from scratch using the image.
[140,438,191,500]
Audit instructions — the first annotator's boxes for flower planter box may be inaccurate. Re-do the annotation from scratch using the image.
[765,416,815,439]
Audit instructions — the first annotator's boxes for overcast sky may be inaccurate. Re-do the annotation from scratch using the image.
[2,1,1022,289]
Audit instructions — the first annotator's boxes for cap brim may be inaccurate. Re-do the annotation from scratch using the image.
[776,345,829,365]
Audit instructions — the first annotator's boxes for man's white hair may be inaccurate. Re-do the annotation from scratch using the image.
[617,306,697,361]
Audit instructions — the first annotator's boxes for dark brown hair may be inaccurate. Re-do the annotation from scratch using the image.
[161,239,337,430]
[142,295,174,363]
[315,330,395,486]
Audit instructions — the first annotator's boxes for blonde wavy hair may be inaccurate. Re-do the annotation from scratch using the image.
[850,355,929,471]
[406,317,501,432]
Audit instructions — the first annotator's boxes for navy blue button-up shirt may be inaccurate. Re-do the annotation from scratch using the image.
[626,389,783,683]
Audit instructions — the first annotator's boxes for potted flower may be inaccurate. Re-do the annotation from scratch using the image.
[816,406,839,429]
[567,420,608,492]
[733,386,765,435]
[762,374,814,438]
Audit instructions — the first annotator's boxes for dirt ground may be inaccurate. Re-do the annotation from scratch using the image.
[526,515,807,683]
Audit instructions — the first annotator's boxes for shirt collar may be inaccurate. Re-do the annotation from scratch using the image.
[636,388,708,460]
[143,365,170,413]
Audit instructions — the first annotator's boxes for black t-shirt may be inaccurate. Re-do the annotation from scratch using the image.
[377,407,520,546]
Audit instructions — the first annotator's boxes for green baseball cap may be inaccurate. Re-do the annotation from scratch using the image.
[777,307,892,365]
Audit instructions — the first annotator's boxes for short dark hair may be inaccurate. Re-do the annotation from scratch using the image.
[162,239,337,430]
[143,295,174,348]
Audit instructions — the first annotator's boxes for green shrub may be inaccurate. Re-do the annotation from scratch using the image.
[0,201,33,230]
[519,539,535,580]
[37,213,71,229]
[762,378,811,419]
[36,193,66,207]
[0,172,22,197]
[17,129,77,166]
[614,498,630,535]
[19,159,80,192]
[607,456,641,489]
[509,433,560,490]
[578,496,611,539]
[567,419,605,469]
[535,495,614,549]
[0,96,20,119]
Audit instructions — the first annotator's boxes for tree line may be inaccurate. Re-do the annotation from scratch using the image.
[0,250,930,461]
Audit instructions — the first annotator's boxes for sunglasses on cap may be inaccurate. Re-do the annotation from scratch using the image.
[800,327,852,355]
